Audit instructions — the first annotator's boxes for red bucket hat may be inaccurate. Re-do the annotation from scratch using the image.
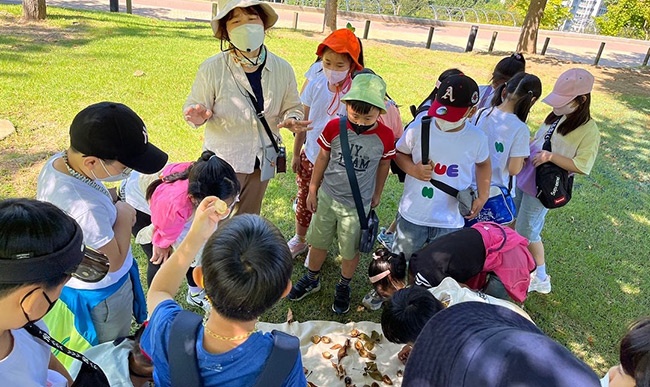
[316,29,362,71]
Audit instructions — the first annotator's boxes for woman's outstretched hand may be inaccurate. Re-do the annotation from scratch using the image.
[184,104,213,126]
[277,118,313,133]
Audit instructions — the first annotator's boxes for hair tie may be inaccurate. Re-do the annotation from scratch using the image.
[369,270,390,284]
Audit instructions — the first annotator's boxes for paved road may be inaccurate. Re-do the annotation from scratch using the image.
[5,0,649,68]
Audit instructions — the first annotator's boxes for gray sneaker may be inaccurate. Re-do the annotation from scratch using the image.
[361,289,384,311]
[377,227,395,250]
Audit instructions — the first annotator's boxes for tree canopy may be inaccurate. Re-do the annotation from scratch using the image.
[595,0,650,39]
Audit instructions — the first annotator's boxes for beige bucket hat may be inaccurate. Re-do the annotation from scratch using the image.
[210,0,278,40]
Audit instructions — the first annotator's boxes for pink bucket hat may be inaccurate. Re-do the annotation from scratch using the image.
[542,68,594,108]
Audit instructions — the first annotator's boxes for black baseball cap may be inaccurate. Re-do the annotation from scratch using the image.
[427,74,480,122]
[70,102,168,174]
[0,221,110,284]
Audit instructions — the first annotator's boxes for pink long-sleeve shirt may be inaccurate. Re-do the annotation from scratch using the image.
[150,162,194,249]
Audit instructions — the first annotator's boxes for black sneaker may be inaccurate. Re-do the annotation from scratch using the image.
[286,274,321,301]
[331,283,351,314]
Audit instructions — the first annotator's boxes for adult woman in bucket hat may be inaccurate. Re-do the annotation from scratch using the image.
[183,0,311,215]
[513,68,600,295]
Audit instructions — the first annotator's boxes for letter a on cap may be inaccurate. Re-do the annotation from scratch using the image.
[441,86,455,102]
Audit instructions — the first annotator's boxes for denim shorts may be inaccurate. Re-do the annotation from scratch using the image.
[307,190,367,260]
[513,188,548,243]
[392,213,460,260]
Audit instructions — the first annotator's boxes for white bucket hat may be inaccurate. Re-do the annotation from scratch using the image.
[210,0,278,40]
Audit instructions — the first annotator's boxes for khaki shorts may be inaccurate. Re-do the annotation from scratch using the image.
[307,190,366,260]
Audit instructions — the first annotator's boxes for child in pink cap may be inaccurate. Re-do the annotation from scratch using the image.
[514,68,600,294]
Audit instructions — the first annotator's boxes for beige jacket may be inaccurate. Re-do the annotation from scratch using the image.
[184,50,303,174]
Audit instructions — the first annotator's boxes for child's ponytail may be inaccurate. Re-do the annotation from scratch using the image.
[187,150,240,202]
[145,164,193,201]
[512,73,542,122]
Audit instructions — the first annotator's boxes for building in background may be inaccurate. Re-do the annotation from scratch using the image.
[562,0,608,33]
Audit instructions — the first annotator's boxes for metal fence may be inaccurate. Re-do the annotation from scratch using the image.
[281,0,521,27]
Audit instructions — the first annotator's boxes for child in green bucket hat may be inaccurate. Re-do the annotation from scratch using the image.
[286,73,396,314]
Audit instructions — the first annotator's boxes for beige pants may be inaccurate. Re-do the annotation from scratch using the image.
[235,168,270,215]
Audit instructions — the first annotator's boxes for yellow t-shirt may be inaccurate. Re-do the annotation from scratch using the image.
[532,118,600,175]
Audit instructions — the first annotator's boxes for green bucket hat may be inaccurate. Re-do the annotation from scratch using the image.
[341,73,387,114]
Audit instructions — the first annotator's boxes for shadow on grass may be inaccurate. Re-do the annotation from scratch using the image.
[0,5,213,67]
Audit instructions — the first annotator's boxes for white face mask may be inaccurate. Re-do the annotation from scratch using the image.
[91,159,131,182]
[600,371,609,387]
[434,117,467,132]
[323,68,349,86]
[228,24,265,52]
[553,102,578,116]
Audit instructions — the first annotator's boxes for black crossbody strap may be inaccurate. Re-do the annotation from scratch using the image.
[24,322,109,379]
[247,91,280,152]
[420,116,460,198]
[253,330,300,387]
[542,118,561,152]
[169,310,204,387]
[339,117,369,229]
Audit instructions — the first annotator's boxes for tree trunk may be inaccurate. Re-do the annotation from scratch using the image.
[516,0,548,54]
[323,0,338,34]
[22,0,47,20]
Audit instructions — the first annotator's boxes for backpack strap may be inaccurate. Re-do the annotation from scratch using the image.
[169,310,204,387]
[253,330,300,387]
[339,116,369,230]
[421,116,460,198]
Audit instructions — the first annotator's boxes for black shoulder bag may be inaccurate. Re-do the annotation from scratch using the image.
[169,310,300,387]
[24,322,110,387]
[535,119,573,209]
[421,116,477,217]
[339,117,380,253]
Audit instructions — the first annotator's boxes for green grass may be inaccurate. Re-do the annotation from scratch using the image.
[2,5,650,374]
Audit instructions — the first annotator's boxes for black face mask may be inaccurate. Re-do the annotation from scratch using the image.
[349,120,374,134]
[20,287,57,325]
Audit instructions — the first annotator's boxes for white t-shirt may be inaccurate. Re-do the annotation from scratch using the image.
[36,154,133,290]
[120,170,151,215]
[0,322,66,387]
[300,73,347,164]
[396,119,489,228]
[473,107,530,188]
[304,61,323,82]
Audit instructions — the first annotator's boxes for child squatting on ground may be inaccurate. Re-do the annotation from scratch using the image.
[286,72,396,314]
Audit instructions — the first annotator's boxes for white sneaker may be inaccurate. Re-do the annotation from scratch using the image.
[186,289,211,312]
[287,235,308,259]
[528,274,552,294]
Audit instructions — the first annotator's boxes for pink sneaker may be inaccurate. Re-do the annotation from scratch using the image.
[288,235,308,258]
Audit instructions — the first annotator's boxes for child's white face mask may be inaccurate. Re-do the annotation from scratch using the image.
[552,101,578,116]
[435,117,467,132]
[323,68,349,86]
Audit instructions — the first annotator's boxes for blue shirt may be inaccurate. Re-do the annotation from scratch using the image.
[141,300,307,387]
